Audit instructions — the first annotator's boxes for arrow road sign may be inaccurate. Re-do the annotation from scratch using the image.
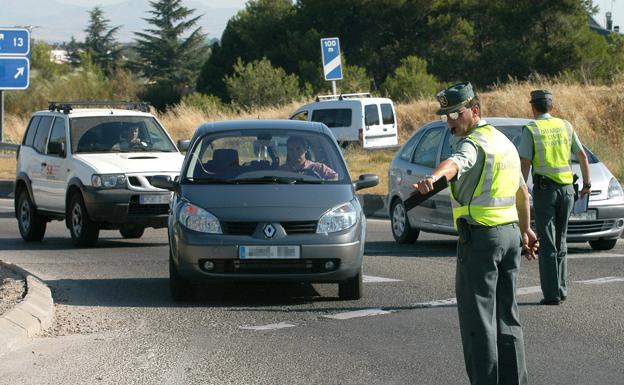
[0,57,30,90]
[0,28,30,56]
[320,37,343,81]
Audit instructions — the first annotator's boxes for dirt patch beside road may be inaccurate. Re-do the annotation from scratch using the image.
[0,265,25,316]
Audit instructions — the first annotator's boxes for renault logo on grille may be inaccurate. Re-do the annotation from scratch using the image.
[263,224,276,238]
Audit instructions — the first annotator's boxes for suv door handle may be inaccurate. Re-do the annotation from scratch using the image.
[41,162,47,167]
[406,169,412,175]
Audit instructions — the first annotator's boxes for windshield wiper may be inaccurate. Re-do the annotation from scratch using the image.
[186,177,236,184]
[232,176,324,184]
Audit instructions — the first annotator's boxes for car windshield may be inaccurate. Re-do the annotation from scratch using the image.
[70,116,177,154]
[183,129,349,184]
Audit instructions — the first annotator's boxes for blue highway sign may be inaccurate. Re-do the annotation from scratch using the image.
[0,57,30,90]
[0,28,30,56]
[320,37,342,81]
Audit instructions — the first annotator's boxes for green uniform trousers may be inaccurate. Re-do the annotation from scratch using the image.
[456,221,528,385]
[533,183,574,301]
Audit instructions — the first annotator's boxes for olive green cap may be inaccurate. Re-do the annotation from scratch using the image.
[435,82,475,115]
[530,89,553,103]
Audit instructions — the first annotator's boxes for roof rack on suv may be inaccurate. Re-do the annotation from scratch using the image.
[48,100,151,114]
[314,92,372,102]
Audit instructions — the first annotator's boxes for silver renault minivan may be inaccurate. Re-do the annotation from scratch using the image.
[152,120,378,301]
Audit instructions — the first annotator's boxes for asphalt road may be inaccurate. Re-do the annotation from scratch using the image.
[0,198,623,385]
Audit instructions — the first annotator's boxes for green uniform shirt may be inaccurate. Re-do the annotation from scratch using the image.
[518,113,583,160]
[448,120,525,224]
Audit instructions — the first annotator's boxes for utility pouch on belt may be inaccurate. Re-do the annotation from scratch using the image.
[533,174,543,190]
[457,218,471,244]
[572,174,579,202]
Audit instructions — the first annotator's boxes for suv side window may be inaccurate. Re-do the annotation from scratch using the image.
[47,117,66,156]
[380,103,395,125]
[412,126,444,167]
[23,116,41,146]
[32,116,54,154]
[364,105,380,126]
[290,110,308,121]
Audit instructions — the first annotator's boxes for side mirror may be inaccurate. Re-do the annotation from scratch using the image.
[353,173,379,191]
[47,141,65,157]
[177,139,190,152]
[151,175,177,191]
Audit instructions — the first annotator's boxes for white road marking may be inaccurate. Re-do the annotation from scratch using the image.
[323,308,392,320]
[568,253,624,259]
[516,286,542,295]
[574,277,624,284]
[239,322,296,331]
[412,298,457,308]
[363,275,402,283]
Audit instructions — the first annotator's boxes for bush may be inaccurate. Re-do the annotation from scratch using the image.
[381,56,439,102]
[180,93,230,116]
[225,57,302,110]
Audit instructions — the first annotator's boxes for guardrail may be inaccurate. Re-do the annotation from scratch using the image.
[0,142,18,151]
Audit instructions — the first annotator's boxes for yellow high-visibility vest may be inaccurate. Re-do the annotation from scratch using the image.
[526,117,574,185]
[451,124,519,228]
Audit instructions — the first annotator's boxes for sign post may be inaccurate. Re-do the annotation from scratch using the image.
[320,37,342,95]
[0,27,31,143]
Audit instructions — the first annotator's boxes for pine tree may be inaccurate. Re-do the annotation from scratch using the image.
[133,0,208,89]
[84,6,121,75]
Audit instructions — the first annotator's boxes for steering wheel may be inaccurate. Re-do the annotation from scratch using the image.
[301,168,322,179]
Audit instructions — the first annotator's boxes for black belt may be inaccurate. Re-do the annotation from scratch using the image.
[533,174,570,190]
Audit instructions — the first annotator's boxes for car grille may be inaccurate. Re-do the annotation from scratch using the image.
[198,259,340,274]
[128,196,169,215]
[568,220,616,235]
[220,221,318,236]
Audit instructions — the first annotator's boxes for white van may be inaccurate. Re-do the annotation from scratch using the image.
[289,93,399,149]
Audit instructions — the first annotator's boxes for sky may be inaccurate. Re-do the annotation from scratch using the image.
[0,0,622,43]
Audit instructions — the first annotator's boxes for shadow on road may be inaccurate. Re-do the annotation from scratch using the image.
[0,236,167,251]
[46,277,333,309]
[365,240,456,257]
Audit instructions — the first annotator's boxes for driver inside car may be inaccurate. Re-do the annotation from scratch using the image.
[113,126,147,150]
[279,135,338,179]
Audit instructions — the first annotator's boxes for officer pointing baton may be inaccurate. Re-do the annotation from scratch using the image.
[413,82,538,385]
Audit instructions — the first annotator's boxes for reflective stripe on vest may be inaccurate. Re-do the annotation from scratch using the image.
[526,117,573,184]
[450,124,519,228]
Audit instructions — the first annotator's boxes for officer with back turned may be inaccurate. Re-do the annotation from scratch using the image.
[414,82,538,385]
[518,90,591,305]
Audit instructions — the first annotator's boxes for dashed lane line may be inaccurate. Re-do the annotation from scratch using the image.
[241,276,624,330]
[363,275,402,283]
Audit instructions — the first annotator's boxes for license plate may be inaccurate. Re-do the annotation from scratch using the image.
[239,245,300,259]
[570,210,597,221]
[139,194,170,205]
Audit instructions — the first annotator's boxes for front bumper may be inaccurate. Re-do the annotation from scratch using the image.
[567,203,624,242]
[81,187,170,228]
[170,223,365,284]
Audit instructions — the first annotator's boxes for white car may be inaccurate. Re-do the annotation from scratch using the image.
[289,93,399,149]
[14,101,185,247]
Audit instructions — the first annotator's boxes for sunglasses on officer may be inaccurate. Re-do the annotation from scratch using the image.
[446,108,467,121]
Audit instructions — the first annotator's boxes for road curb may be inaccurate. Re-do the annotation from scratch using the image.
[0,261,54,357]
[357,193,389,219]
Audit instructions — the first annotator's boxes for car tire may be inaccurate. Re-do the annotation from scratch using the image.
[16,189,47,242]
[339,267,363,300]
[169,251,194,301]
[390,199,419,244]
[68,193,100,247]
[588,239,617,251]
[119,226,145,239]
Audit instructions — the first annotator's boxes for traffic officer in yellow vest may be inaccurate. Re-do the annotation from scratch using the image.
[519,90,591,305]
[414,82,538,385]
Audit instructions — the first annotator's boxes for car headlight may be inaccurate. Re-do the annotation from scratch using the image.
[317,201,358,233]
[91,174,126,188]
[608,177,623,199]
[178,202,222,234]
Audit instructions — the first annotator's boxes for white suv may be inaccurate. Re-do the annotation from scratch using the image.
[289,93,399,149]
[14,101,185,247]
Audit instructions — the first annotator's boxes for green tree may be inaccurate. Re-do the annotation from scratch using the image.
[225,57,302,110]
[84,6,121,75]
[335,64,372,94]
[381,56,439,102]
[65,36,83,67]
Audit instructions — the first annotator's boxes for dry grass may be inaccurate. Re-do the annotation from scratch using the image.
[2,80,623,196]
